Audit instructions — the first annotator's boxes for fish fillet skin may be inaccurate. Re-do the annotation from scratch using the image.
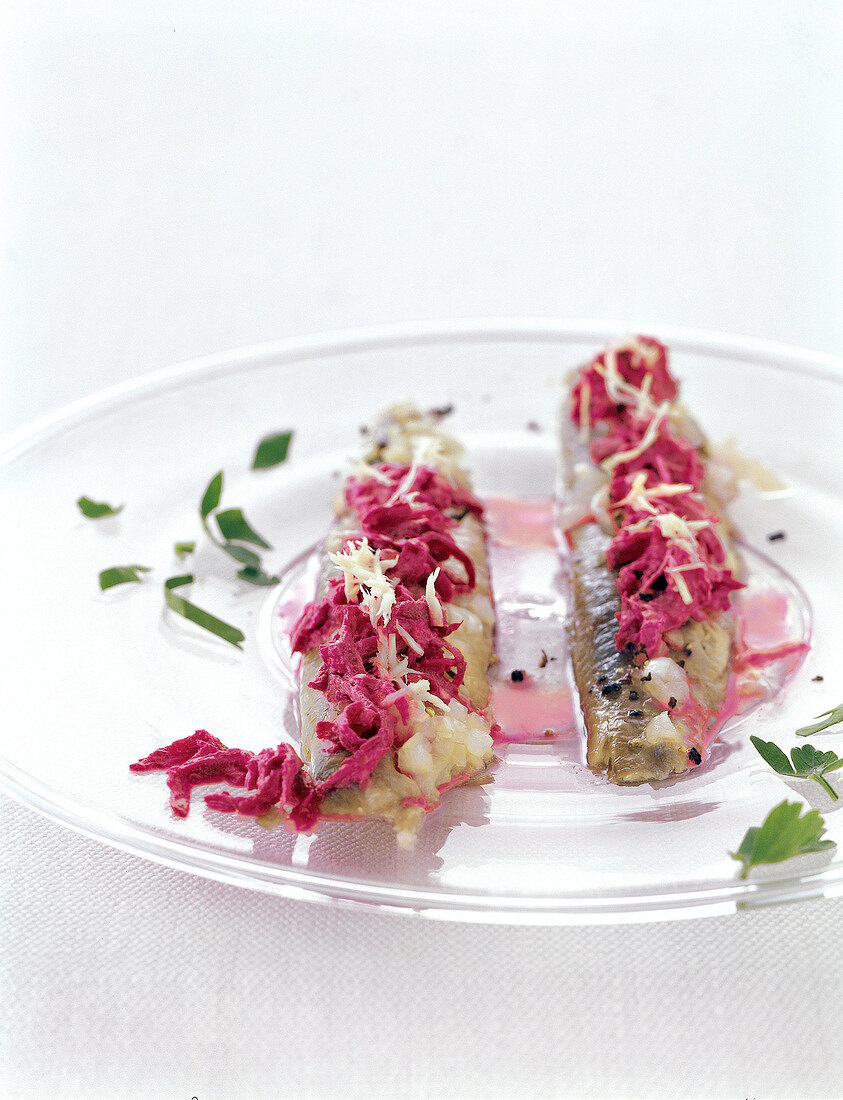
[560,338,741,784]
[567,523,681,782]
[296,403,496,841]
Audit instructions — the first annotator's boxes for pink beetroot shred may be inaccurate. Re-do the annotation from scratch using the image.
[590,416,706,490]
[131,461,484,828]
[607,521,743,655]
[570,336,677,427]
[570,338,743,658]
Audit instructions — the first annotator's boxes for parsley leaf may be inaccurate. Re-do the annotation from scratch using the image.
[252,430,293,470]
[790,744,843,800]
[99,564,152,590]
[796,703,843,739]
[163,575,245,649]
[749,735,794,776]
[78,496,124,519]
[730,800,835,879]
[751,735,843,800]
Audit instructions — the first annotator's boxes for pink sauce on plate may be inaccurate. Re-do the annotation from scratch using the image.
[490,682,577,743]
[483,497,559,550]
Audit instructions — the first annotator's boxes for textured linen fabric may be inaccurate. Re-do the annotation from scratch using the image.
[3,793,842,1100]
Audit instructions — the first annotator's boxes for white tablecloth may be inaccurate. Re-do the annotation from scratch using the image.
[2,5,842,1097]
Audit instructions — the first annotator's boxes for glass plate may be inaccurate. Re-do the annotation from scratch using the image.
[1,321,841,924]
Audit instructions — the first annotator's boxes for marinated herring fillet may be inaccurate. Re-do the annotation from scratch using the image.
[560,337,743,783]
[131,404,496,845]
[291,403,497,842]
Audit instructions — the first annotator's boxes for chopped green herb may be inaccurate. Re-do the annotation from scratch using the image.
[198,471,276,582]
[252,430,293,470]
[78,496,124,519]
[163,575,244,649]
[751,735,843,801]
[237,564,280,587]
[174,541,196,560]
[730,800,835,879]
[214,507,272,549]
[200,471,224,522]
[99,564,152,591]
[221,543,263,569]
[796,703,843,739]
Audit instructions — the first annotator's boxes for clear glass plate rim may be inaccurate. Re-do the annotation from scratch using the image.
[2,317,842,924]
[2,317,841,463]
[3,746,841,922]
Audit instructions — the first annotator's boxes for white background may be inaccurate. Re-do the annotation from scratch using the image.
[2,3,842,1097]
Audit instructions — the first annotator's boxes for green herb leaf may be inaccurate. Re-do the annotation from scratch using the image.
[99,564,152,590]
[197,471,276,585]
[790,743,843,800]
[796,703,843,738]
[221,543,262,569]
[78,496,124,519]
[164,574,193,589]
[790,743,843,775]
[200,471,224,521]
[174,541,196,560]
[237,565,280,587]
[751,735,843,800]
[163,574,245,649]
[252,430,293,470]
[214,507,272,549]
[730,800,835,879]
[750,736,795,777]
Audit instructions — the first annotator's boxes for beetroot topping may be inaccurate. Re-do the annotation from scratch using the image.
[132,456,488,831]
[286,461,486,803]
[609,471,712,529]
[568,337,743,657]
[131,730,253,818]
[590,413,706,490]
[345,463,483,521]
[205,744,321,831]
[570,336,676,429]
[607,516,743,656]
[130,728,228,772]
[133,735,322,830]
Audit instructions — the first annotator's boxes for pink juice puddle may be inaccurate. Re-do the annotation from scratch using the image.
[484,497,577,746]
[735,587,810,671]
[491,681,577,743]
[483,496,559,550]
[738,588,792,649]
[729,581,811,715]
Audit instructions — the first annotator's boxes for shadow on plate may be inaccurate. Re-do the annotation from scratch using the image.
[200,781,492,883]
